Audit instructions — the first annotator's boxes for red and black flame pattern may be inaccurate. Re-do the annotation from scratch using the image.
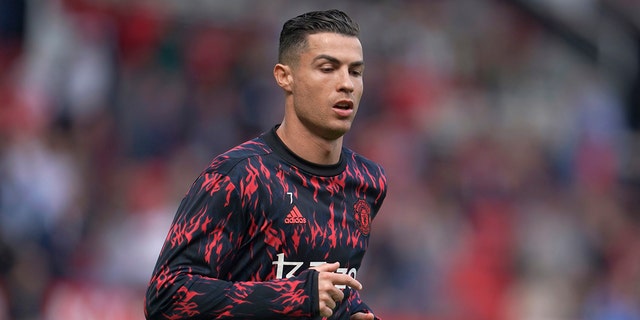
[145,126,387,319]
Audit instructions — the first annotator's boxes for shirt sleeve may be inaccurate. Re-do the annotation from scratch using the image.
[144,171,319,319]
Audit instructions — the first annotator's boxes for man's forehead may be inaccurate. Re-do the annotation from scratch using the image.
[306,32,361,46]
[304,33,363,59]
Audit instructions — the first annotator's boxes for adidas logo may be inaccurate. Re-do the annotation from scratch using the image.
[284,206,307,224]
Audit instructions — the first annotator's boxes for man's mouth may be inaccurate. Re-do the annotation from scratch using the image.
[333,101,353,110]
[332,100,354,118]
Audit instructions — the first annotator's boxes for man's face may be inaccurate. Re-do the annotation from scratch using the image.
[288,32,364,140]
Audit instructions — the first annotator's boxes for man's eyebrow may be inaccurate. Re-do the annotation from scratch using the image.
[313,54,364,67]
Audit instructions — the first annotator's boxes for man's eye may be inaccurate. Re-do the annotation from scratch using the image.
[351,70,363,76]
[321,67,334,73]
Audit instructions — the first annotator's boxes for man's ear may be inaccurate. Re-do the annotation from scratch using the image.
[274,63,293,92]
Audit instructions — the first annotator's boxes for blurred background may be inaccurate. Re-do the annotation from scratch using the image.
[0,0,639,319]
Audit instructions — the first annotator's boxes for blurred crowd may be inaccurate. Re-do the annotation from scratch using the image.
[1,0,639,319]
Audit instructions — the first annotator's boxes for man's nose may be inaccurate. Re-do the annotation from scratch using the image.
[338,69,355,92]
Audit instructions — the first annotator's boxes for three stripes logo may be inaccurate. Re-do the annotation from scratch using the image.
[284,206,307,224]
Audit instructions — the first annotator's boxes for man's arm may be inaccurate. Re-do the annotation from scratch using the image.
[145,268,319,319]
[144,171,318,319]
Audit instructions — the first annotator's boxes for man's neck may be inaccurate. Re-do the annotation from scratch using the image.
[276,123,343,165]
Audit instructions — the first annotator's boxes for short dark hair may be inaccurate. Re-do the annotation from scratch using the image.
[278,9,360,64]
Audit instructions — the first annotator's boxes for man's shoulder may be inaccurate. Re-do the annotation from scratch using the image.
[343,147,385,173]
[343,147,388,200]
[207,137,272,175]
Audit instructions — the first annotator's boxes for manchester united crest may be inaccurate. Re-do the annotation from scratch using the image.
[353,199,371,236]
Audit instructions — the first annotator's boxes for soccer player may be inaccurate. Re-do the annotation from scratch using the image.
[144,9,387,320]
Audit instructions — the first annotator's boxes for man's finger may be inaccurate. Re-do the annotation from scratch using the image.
[350,312,375,320]
[324,295,337,310]
[329,288,344,303]
[319,305,334,318]
[326,272,363,290]
[310,262,340,273]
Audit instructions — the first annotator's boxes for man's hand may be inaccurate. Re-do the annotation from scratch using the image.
[311,262,363,318]
[350,312,375,320]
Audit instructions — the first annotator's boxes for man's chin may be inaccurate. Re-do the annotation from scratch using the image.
[321,125,351,141]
